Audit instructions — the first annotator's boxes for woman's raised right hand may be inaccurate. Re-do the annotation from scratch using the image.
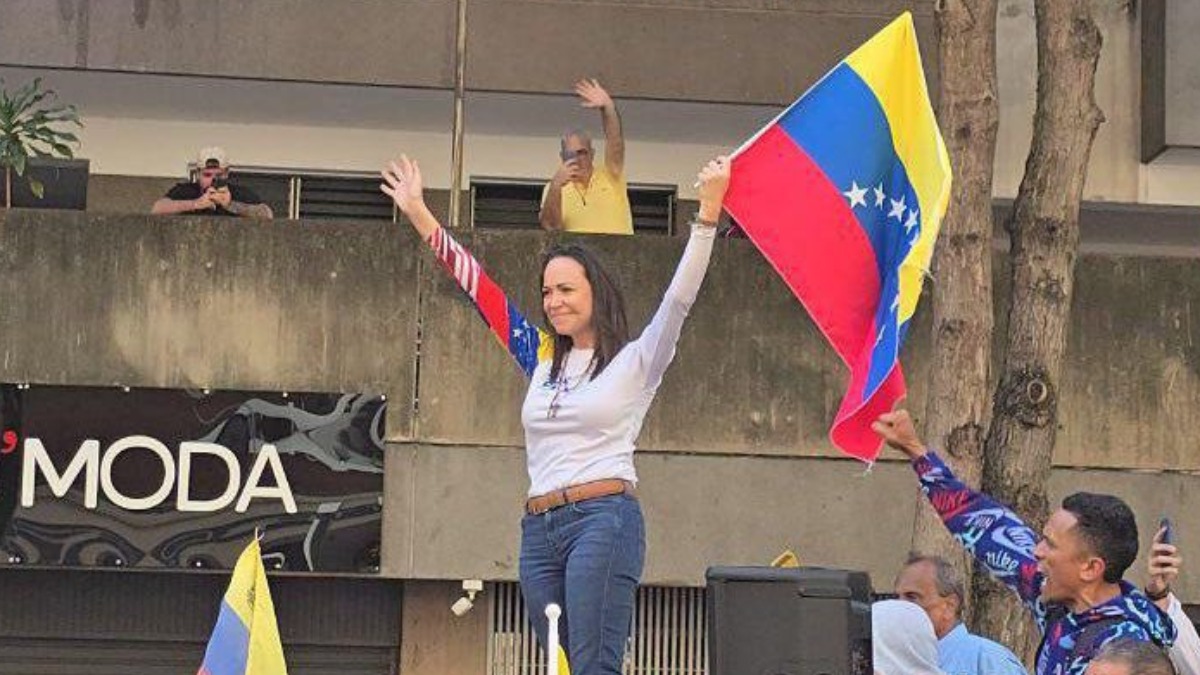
[381,155,425,218]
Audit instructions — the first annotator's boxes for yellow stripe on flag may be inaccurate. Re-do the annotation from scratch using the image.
[224,539,289,675]
[559,645,572,675]
[538,328,555,363]
[844,12,952,324]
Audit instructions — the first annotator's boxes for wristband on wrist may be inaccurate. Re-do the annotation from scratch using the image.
[692,214,718,228]
[1144,585,1170,601]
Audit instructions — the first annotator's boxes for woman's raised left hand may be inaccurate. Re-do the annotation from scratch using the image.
[696,156,731,224]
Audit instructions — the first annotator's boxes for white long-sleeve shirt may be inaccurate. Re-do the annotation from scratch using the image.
[425,224,716,497]
[521,227,715,495]
[1167,594,1200,675]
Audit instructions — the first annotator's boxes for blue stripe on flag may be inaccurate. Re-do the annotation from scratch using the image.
[199,602,250,675]
[776,63,923,398]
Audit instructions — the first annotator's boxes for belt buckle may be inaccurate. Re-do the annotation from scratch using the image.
[528,494,553,516]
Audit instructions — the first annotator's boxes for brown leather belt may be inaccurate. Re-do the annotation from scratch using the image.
[525,479,634,515]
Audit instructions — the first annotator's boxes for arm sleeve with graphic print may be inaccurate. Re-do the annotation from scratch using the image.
[629,225,716,390]
[427,227,549,378]
[913,452,1045,616]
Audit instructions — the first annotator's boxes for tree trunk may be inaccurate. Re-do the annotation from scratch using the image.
[911,0,999,610]
[973,0,1104,660]
[4,166,10,209]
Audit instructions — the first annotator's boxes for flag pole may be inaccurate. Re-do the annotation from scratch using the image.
[546,603,562,675]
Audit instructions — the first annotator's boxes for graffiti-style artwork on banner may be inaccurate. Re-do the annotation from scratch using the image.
[0,385,385,573]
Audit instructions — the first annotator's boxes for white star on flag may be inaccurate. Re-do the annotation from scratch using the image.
[873,184,886,208]
[875,325,887,346]
[843,181,868,209]
[904,209,919,233]
[888,196,907,221]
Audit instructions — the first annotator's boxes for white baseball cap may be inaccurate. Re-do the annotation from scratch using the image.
[197,146,229,169]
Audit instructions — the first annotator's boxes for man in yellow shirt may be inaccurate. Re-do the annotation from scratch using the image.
[539,79,633,235]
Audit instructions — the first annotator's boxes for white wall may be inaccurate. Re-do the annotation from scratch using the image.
[79,116,455,185]
[45,2,1200,210]
[463,133,733,200]
[79,115,738,200]
[1139,149,1200,206]
[1166,0,1200,145]
[994,0,1200,208]
[994,0,1141,203]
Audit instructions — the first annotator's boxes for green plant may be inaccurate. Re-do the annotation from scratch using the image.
[0,77,82,208]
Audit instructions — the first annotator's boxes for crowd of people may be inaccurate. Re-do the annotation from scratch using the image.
[375,79,1195,675]
[874,410,1199,675]
[149,79,629,230]
[149,75,1196,675]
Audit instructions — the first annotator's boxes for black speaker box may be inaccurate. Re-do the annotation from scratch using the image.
[706,566,873,675]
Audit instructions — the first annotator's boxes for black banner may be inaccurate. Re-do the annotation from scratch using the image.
[0,384,385,573]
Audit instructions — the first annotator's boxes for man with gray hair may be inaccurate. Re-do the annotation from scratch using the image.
[895,553,1028,675]
[539,79,633,235]
[1086,640,1177,675]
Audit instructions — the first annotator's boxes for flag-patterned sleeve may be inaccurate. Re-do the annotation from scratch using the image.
[427,227,551,378]
[913,452,1045,616]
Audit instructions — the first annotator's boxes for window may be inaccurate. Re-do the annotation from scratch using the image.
[471,179,544,230]
[196,166,397,221]
[297,175,396,221]
[471,178,677,234]
[488,581,707,675]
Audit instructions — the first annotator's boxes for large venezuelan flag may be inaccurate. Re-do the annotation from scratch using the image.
[197,539,288,675]
[723,12,950,462]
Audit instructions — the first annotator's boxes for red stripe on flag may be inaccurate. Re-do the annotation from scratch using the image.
[724,124,903,461]
[725,124,881,363]
[833,348,905,461]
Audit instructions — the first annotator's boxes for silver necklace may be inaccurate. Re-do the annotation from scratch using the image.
[547,352,594,419]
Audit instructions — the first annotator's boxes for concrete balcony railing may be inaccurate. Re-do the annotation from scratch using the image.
[3,207,1200,587]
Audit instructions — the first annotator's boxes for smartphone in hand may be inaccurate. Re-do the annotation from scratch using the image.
[1159,516,1174,545]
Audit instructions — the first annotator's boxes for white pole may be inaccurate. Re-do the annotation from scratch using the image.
[545,603,563,675]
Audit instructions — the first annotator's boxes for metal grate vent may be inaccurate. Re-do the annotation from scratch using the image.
[470,178,677,234]
[487,581,707,675]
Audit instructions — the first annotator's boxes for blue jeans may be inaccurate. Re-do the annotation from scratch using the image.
[520,493,645,675]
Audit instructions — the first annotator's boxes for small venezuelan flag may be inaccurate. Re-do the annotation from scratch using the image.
[197,538,288,675]
[723,12,951,462]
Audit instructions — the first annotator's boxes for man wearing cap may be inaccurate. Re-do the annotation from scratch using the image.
[152,146,272,218]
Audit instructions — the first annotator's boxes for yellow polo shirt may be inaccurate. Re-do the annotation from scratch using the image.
[542,165,634,235]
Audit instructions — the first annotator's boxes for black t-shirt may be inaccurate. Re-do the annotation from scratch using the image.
[164,182,265,216]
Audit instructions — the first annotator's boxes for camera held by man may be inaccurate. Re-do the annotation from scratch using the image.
[151,146,273,219]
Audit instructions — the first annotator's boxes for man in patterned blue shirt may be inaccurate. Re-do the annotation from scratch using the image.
[875,410,1176,675]
[896,553,1029,674]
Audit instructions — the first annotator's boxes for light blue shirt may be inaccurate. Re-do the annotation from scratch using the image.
[938,623,1029,675]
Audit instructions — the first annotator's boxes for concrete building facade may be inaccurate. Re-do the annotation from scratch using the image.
[1,1,1199,674]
